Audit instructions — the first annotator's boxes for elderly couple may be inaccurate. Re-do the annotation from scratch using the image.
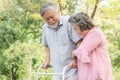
[40,1,112,80]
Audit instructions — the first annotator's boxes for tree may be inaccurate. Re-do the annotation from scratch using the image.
[0,0,120,80]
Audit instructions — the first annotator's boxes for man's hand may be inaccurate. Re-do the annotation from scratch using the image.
[42,61,50,69]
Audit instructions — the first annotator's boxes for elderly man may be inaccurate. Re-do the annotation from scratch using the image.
[40,1,82,80]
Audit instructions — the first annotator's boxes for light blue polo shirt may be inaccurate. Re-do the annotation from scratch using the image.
[42,15,82,79]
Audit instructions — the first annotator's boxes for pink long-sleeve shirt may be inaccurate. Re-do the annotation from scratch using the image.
[75,27,112,80]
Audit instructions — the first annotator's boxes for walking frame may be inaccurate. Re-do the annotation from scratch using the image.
[36,65,69,80]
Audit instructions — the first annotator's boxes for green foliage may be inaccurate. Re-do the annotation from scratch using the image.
[101,23,120,80]
[0,0,44,79]
[2,41,45,80]
[0,0,120,80]
[61,0,78,15]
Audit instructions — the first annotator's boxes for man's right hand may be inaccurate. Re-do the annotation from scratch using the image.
[42,62,51,69]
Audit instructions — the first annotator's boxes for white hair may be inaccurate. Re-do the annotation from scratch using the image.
[40,2,59,16]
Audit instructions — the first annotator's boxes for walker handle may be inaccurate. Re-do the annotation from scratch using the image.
[36,64,52,80]
[36,65,69,80]
[41,64,52,69]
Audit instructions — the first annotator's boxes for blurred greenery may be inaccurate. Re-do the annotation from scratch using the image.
[0,0,120,80]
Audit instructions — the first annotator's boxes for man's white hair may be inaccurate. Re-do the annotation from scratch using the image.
[40,2,59,16]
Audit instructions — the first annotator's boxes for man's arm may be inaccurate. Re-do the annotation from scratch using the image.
[42,46,50,69]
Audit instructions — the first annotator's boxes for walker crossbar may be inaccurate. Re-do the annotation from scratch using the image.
[36,65,69,80]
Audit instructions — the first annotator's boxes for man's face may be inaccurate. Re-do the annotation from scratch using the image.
[43,9,60,28]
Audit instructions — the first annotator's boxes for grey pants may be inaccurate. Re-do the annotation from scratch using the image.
[66,74,78,80]
[53,74,78,80]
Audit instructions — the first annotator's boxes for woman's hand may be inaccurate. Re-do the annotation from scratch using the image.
[69,57,77,68]
[69,50,78,68]
[72,51,77,59]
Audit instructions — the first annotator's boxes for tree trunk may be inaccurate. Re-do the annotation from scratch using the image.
[26,47,33,80]
[9,69,12,80]
[58,0,62,14]
[28,57,32,80]
[91,0,101,19]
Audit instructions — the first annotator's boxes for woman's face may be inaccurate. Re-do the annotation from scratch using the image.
[73,25,82,35]
[73,25,89,37]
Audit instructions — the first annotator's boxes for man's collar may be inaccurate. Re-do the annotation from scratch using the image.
[59,15,63,26]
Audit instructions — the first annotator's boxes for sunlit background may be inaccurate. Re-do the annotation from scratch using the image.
[0,0,120,80]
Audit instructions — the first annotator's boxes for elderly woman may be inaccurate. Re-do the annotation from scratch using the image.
[69,12,112,80]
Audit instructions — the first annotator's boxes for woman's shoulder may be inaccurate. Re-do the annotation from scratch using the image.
[88,27,104,37]
[90,27,102,33]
